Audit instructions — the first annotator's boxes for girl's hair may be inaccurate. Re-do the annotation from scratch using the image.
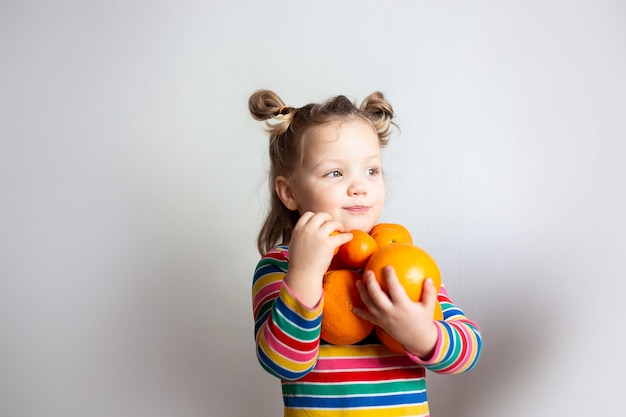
[249,89,397,255]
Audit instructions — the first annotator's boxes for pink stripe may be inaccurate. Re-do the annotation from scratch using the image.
[262,326,318,363]
[282,280,323,310]
[446,323,478,374]
[407,321,445,365]
[252,281,282,310]
[315,354,418,371]
[441,323,469,373]
[438,285,450,298]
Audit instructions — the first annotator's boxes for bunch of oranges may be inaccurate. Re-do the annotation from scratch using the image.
[321,223,443,353]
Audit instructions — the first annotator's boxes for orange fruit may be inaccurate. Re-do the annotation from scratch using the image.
[375,302,444,354]
[366,243,443,354]
[321,269,374,345]
[330,231,340,255]
[369,223,413,248]
[364,243,441,301]
[375,326,404,354]
[338,229,378,269]
[434,300,444,321]
[328,253,350,271]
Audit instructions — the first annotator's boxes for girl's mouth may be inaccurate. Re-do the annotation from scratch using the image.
[344,205,369,213]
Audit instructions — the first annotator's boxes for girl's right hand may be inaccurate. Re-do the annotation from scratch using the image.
[284,211,353,306]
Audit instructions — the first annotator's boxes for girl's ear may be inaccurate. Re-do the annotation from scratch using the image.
[275,176,299,211]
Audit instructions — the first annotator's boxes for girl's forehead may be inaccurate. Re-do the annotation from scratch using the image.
[300,118,381,164]
[305,117,376,143]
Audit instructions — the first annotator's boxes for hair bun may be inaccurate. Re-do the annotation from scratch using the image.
[360,92,396,145]
[248,89,294,135]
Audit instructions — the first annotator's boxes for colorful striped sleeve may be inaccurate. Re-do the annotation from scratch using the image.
[407,284,482,374]
[252,246,323,381]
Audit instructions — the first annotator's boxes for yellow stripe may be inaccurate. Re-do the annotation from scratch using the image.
[285,403,429,417]
[280,285,324,319]
[319,344,393,358]
[258,334,316,372]
[455,327,480,373]
[252,271,284,295]
[431,321,449,363]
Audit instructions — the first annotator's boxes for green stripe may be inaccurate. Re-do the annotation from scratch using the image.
[283,379,426,396]
[273,305,320,341]
[429,323,463,371]
[440,301,453,310]
[256,302,272,321]
[255,256,289,272]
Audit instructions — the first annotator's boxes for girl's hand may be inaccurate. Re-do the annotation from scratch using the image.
[354,266,439,359]
[284,211,353,306]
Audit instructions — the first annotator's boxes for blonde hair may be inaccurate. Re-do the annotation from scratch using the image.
[249,89,397,255]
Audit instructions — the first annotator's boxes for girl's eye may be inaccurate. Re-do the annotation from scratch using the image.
[325,170,342,178]
[367,168,381,176]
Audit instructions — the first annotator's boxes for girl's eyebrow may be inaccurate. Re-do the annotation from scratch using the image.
[311,156,381,171]
[316,154,382,165]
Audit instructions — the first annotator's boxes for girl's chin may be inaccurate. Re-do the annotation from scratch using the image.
[341,219,377,233]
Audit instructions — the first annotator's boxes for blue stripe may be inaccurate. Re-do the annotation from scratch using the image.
[253,262,284,284]
[464,323,483,372]
[275,295,322,330]
[438,321,455,364]
[257,345,310,381]
[254,309,271,336]
[442,306,463,320]
[285,391,428,408]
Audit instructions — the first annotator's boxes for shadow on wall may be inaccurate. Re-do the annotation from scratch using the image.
[84,229,265,417]
[427,282,555,417]
[120,234,277,417]
[103,245,221,416]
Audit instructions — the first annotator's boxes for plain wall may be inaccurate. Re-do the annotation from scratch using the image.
[2,1,625,416]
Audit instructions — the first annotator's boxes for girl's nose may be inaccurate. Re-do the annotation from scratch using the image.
[347,180,366,196]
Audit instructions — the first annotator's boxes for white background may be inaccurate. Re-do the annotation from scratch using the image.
[2,1,625,416]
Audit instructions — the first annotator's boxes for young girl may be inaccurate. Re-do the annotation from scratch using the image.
[249,90,482,417]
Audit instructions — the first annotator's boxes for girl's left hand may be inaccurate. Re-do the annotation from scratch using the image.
[354,266,439,359]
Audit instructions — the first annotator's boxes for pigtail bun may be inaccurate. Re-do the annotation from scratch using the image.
[248,89,293,135]
[360,92,396,146]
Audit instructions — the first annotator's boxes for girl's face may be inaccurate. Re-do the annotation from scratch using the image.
[277,118,385,232]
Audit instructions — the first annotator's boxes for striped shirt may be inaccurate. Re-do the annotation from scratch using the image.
[252,245,482,417]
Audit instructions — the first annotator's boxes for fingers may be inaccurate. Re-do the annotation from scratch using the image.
[331,230,354,247]
[359,270,439,314]
[420,277,437,309]
[358,270,393,313]
[355,274,374,307]
[290,212,352,269]
[352,304,376,324]
[354,276,379,326]
[384,266,407,302]
[296,211,345,235]
[296,211,333,229]
[295,211,351,252]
